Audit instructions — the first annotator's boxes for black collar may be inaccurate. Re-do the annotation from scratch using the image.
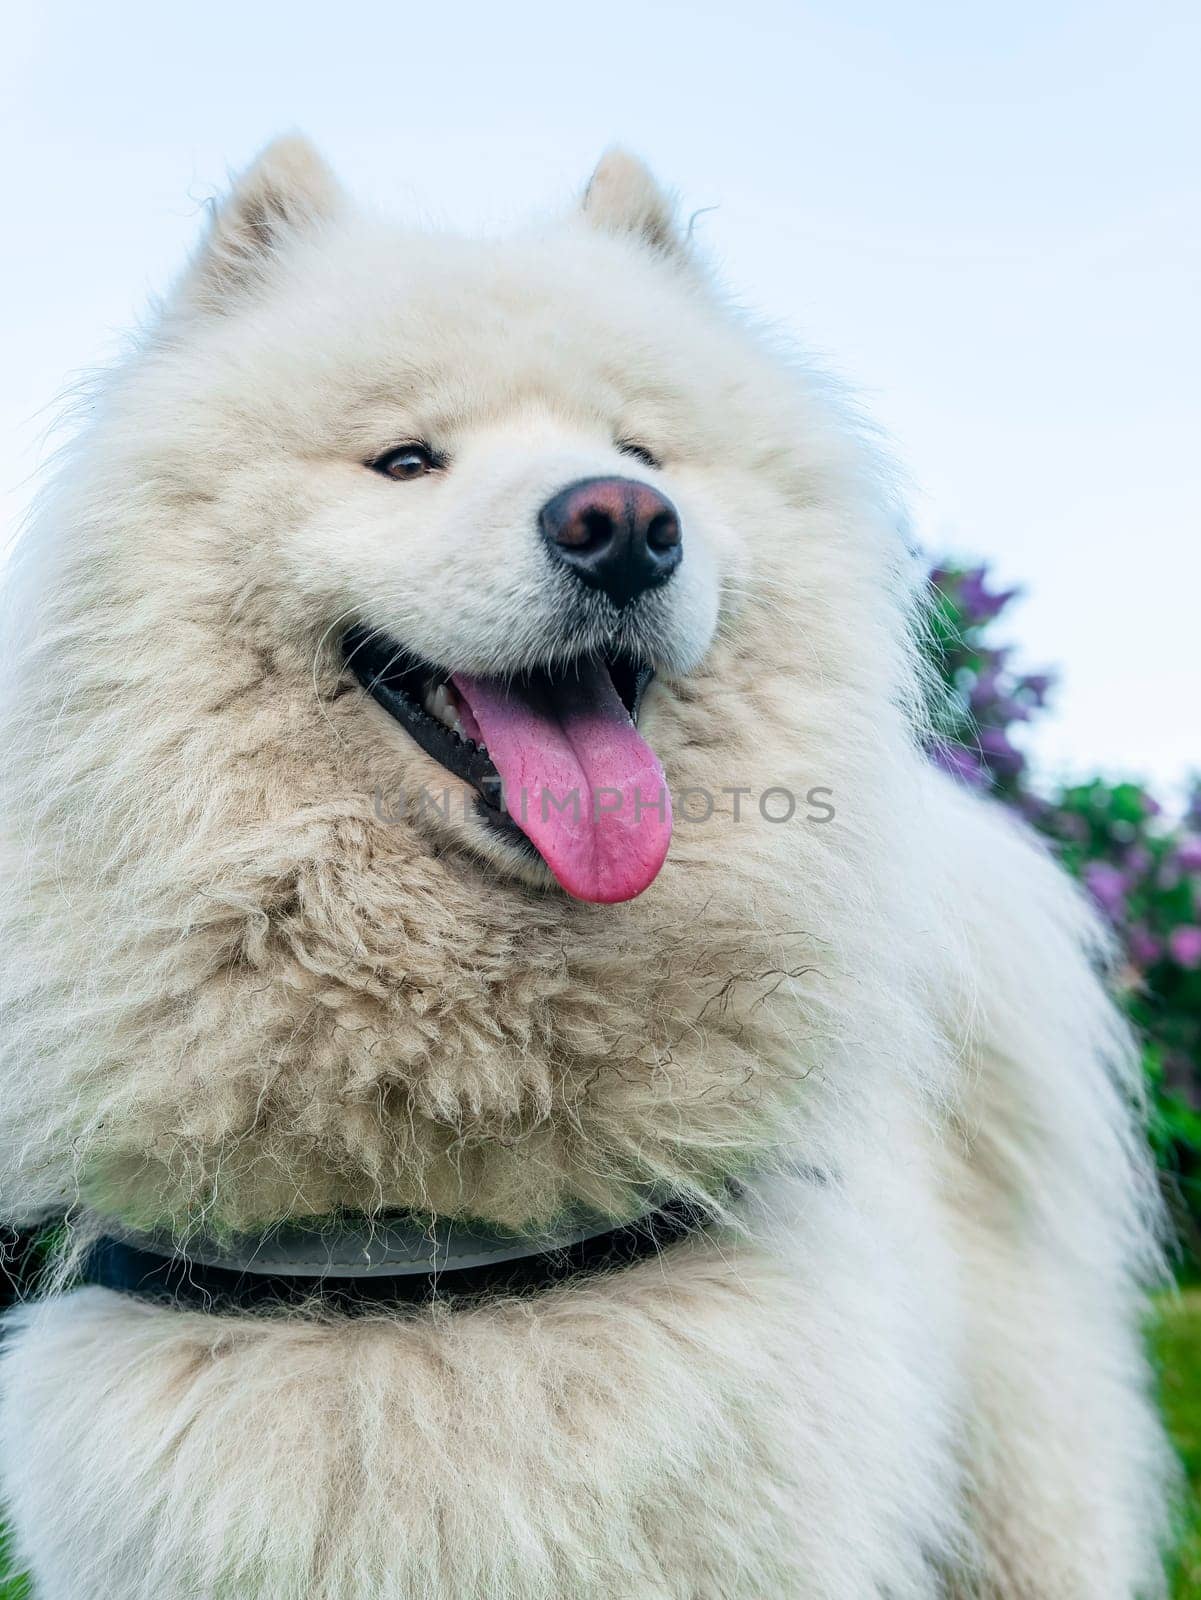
[77,1193,725,1316]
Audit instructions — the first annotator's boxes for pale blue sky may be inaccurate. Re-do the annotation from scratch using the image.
[3,1,1198,790]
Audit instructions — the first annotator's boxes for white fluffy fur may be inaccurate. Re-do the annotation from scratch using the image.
[0,139,1174,1597]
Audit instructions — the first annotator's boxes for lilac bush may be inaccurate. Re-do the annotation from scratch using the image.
[925,563,1201,1257]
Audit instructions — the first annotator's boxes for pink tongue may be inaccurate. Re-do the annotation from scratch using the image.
[451,664,672,904]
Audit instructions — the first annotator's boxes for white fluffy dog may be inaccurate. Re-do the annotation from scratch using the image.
[0,138,1173,1598]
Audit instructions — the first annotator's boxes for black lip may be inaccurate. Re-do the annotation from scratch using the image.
[344,626,501,800]
[342,626,654,853]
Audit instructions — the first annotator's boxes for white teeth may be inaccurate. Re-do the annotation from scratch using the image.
[423,681,463,737]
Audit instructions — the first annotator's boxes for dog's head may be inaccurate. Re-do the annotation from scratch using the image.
[178,142,735,906]
[0,140,925,1231]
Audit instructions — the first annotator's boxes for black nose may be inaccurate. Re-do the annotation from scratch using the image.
[539,476,682,609]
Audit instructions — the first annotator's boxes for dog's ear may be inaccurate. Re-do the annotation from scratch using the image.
[581,149,688,262]
[178,135,346,313]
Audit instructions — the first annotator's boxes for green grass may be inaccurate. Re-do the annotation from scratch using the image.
[0,1526,26,1599]
[1155,1287,1201,1597]
[0,1297,1199,1598]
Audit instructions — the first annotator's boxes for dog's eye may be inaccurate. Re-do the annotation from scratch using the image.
[617,440,661,471]
[370,443,442,480]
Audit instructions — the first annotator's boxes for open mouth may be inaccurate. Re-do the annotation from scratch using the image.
[343,627,673,903]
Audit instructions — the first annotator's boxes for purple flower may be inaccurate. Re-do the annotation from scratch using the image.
[1176,836,1201,875]
[929,739,986,786]
[1017,792,1053,826]
[1168,925,1201,970]
[977,725,1024,781]
[1124,844,1154,880]
[1128,923,1163,967]
[1017,672,1054,707]
[1054,810,1090,843]
[968,668,1002,716]
[1084,860,1128,923]
[995,694,1032,725]
[958,567,1019,627]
